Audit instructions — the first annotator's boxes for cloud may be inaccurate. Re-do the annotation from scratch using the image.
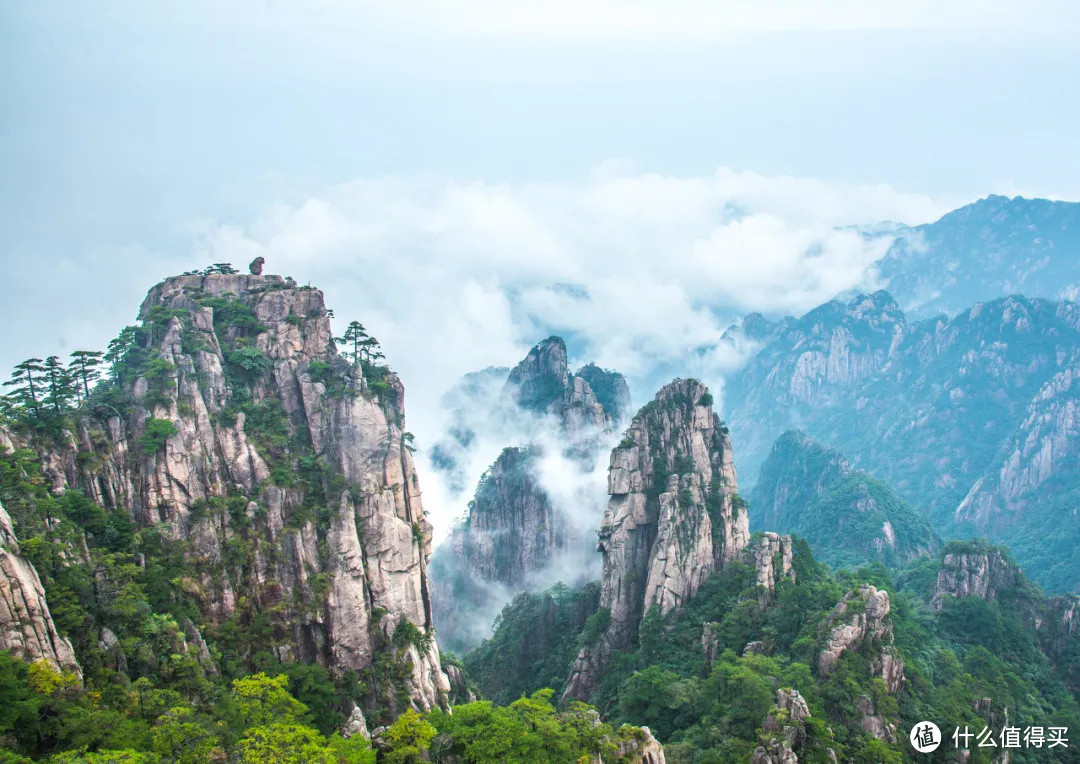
[183,166,948,535]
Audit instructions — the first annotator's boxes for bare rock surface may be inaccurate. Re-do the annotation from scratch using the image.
[564,379,748,701]
[0,500,82,679]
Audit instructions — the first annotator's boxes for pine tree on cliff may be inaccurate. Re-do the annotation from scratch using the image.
[336,321,384,367]
[42,356,76,415]
[68,350,104,402]
[104,326,138,381]
[2,358,46,418]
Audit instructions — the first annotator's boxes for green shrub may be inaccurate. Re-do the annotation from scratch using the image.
[139,418,178,454]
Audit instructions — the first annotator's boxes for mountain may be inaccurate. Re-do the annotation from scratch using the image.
[429,337,631,652]
[724,290,1080,592]
[875,194,1080,317]
[429,337,631,488]
[750,431,939,568]
[564,378,759,701]
[2,271,450,730]
[464,521,1080,762]
[0,269,669,762]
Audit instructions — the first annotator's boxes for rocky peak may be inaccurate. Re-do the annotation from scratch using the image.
[931,542,1029,612]
[33,271,449,717]
[429,341,631,652]
[502,337,625,435]
[564,379,748,701]
[819,585,904,694]
[575,363,633,426]
[504,336,571,413]
[0,500,82,680]
[745,532,795,594]
[753,688,831,764]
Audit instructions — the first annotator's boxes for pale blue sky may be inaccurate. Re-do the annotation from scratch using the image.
[3,2,1080,534]
[4,0,1080,532]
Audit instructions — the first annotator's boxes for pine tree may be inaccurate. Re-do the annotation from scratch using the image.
[359,336,383,365]
[335,321,369,366]
[105,326,138,380]
[42,356,76,414]
[68,350,104,402]
[3,358,46,417]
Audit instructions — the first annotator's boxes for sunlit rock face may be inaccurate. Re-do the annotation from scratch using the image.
[0,499,82,680]
[564,379,748,701]
[29,272,449,714]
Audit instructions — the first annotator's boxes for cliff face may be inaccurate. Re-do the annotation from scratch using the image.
[725,291,1080,593]
[750,431,937,568]
[818,585,905,697]
[931,543,1030,612]
[429,445,578,654]
[430,338,630,652]
[564,379,749,701]
[32,273,448,713]
[451,447,568,588]
[0,500,81,679]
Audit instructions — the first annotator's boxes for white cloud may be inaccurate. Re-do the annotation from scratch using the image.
[187,165,947,536]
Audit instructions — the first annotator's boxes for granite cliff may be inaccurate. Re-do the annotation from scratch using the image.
[6,272,449,719]
[564,379,750,701]
[430,337,630,652]
[0,499,81,679]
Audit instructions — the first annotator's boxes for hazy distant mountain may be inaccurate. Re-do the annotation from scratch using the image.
[724,291,1080,592]
[749,430,938,569]
[875,194,1080,316]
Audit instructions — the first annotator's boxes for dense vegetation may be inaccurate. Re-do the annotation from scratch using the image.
[725,291,1080,594]
[0,272,658,762]
[466,536,1080,762]
[750,431,939,569]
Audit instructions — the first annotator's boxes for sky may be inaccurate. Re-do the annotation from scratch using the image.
[3,0,1080,535]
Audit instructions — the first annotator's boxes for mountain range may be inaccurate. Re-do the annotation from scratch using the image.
[2,193,1080,762]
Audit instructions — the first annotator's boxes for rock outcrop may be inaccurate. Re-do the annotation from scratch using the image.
[430,339,630,652]
[855,694,896,743]
[564,379,748,701]
[29,273,448,715]
[753,689,831,764]
[0,500,82,679]
[931,544,1028,612]
[819,585,904,694]
[614,726,666,764]
[746,532,795,594]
